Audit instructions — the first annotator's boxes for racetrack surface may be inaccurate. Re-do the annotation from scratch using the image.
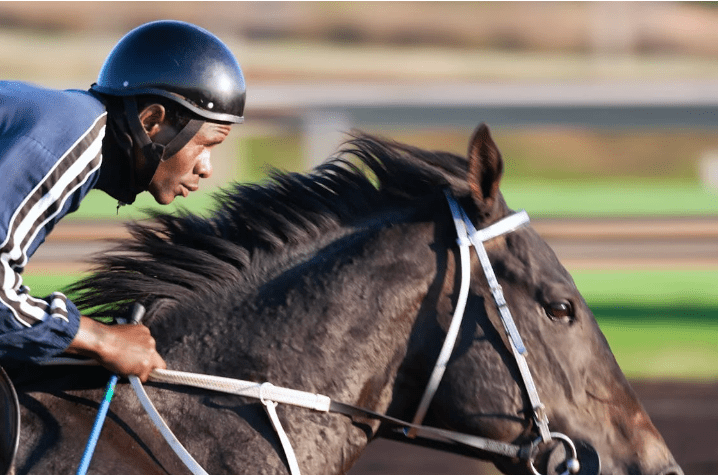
[349,381,718,475]
[30,216,718,273]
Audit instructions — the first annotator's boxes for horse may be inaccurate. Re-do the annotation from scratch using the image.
[5,123,681,475]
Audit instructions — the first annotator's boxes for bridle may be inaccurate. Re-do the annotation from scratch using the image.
[417,191,582,475]
[52,191,585,475]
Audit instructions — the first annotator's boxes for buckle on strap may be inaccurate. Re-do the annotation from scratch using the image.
[529,432,581,475]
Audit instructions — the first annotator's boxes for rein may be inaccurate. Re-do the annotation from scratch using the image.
[53,192,581,475]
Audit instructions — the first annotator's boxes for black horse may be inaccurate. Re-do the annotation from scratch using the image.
[7,124,681,475]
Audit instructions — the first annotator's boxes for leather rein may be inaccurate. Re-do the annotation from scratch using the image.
[50,191,582,475]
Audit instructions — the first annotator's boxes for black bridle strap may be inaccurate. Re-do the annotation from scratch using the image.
[329,400,532,460]
[122,97,204,190]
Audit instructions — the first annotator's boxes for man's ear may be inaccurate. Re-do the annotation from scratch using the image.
[138,104,166,138]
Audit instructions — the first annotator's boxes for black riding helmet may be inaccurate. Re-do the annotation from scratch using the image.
[91,20,245,194]
[91,20,245,123]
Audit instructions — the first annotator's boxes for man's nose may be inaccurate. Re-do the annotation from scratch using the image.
[196,152,213,179]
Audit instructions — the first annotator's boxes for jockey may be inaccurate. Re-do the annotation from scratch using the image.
[0,20,245,382]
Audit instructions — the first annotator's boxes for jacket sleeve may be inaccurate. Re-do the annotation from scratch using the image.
[0,283,83,362]
[0,115,105,363]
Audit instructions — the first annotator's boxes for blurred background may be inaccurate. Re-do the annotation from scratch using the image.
[2,2,717,474]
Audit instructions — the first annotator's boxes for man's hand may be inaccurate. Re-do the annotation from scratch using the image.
[65,315,167,382]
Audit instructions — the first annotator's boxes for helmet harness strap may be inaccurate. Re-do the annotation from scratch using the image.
[122,97,205,191]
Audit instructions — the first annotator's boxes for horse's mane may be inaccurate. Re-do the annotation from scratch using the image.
[71,133,471,319]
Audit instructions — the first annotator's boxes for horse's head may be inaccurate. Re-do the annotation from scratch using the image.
[391,124,681,475]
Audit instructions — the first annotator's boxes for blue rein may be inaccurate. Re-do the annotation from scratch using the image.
[76,375,118,475]
[76,304,145,475]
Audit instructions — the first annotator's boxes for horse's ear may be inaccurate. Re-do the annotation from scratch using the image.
[467,123,503,213]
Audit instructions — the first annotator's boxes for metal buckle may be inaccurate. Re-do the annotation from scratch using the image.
[528,432,580,475]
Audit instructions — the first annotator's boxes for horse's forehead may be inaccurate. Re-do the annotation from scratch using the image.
[484,226,571,286]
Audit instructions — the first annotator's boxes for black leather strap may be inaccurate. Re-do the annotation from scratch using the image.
[0,366,19,475]
[329,400,531,460]
[122,97,205,190]
[162,118,203,161]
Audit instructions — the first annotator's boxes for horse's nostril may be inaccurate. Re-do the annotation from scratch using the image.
[658,466,684,475]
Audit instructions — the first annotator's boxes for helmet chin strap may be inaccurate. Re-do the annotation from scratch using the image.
[123,97,204,191]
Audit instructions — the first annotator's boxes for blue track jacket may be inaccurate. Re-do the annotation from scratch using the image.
[0,81,106,362]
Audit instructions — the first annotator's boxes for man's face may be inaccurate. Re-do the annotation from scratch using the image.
[147,122,232,205]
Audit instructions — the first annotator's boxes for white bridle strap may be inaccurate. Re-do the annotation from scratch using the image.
[409,193,551,443]
[129,375,209,475]
[456,201,551,443]
[405,193,473,437]
[131,370,331,475]
[260,383,302,475]
[149,370,331,411]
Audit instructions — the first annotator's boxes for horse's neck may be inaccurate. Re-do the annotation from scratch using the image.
[153,218,444,470]
[253,220,441,397]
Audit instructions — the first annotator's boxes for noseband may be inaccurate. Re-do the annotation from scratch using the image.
[54,191,585,475]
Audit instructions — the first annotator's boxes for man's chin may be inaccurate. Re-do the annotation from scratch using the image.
[149,192,175,206]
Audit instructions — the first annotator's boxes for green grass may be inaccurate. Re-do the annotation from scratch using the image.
[21,270,718,381]
[573,270,718,380]
[66,188,222,221]
[67,174,717,222]
[501,178,718,217]
[573,270,718,309]
[599,321,717,381]
[22,272,84,297]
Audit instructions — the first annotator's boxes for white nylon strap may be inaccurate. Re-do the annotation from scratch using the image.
[150,369,331,412]
[260,383,302,475]
[457,204,551,442]
[410,194,550,442]
[144,369,333,475]
[468,209,532,246]
[465,212,529,355]
[407,191,472,437]
[130,370,333,475]
[409,193,532,435]
[129,376,209,475]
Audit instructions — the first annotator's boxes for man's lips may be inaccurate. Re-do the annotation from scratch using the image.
[179,184,198,197]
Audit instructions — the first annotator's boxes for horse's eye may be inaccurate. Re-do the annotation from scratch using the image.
[544,301,574,324]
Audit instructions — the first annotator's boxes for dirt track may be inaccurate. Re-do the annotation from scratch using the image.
[348,381,718,475]
[27,216,718,274]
